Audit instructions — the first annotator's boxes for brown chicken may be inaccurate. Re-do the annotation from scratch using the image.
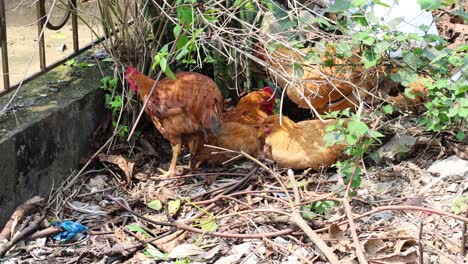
[387,75,431,111]
[222,86,276,126]
[192,88,275,167]
[193,122,261,167]
[255,44,383,114]
[125,67,223,177]
[259,114,347,170]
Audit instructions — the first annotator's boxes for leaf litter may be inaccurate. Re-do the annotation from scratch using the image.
[0,119,466,264]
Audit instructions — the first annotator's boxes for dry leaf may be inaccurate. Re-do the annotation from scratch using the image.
[99,154,134,183]
[153,230,187,253]
[371,247,418,264]
[168,243,205,259]
[363,236,387,256]
[329,223,344,239]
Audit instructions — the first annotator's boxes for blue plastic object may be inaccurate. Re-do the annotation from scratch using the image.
[51,220,89,242]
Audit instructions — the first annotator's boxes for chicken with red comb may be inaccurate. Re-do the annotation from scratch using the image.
[124,67,223,177]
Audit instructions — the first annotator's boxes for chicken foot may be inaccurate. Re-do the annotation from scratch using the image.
[158,139,182,178]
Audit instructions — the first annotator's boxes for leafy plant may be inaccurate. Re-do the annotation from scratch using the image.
[300,200,337,219]
[100,76,133,139]
[66,58,95,68]
[452,196,468,215]
[324,109,384,189]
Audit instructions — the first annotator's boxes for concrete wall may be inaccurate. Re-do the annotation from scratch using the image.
[0,62,109,226]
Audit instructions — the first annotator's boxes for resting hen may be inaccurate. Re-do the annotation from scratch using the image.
[193,122,261,167]
[256,45,383,114]
[259,114,346,170]
[222,86,276,126]
[192,88,275,167]
[125,67,223,177]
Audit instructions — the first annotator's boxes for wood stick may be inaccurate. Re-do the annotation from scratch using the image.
[0,196,44,241]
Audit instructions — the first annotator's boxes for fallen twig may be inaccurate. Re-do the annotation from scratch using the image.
[316,205,468,233]
[287,172,341,264]
[418,219,424,264]
[27,226,62,241]
[108,195,294,239]
[0,215,46,257]
[342,163,368,264]
[237,151,341,263]
[0,196,44,241]
[462,212,467,257]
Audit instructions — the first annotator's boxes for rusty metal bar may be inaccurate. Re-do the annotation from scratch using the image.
[36,0,46,71]
[0,0,111,96]
[71,0,78,52]
[0,34,107,97]
[0,0,10,91]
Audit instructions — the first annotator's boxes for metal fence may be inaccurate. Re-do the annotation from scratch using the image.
[0,0,102,97]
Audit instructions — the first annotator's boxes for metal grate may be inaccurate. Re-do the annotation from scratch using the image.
[0,0,103,97]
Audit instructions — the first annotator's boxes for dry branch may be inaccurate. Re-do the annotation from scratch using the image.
[0,196,44,241]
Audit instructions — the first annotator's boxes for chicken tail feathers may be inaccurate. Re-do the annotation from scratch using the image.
[210,115,223,136]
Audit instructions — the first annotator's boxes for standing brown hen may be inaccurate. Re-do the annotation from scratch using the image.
[125,67,223,177]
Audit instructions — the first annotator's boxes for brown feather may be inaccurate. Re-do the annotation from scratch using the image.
[126,70,223,156]
[259,114,347,170]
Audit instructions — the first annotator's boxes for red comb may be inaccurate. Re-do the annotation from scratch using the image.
[263,86,273,95]
[125,66,139,77]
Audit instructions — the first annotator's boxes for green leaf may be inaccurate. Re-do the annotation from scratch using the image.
[418,0,441,10]
[372,0,391,7]
[292,63,304,78]
[144,244,167,260]
[287,179,308,188]
[314,17,331,27]
[312,201,336,214]
[159,57,168,72]
[345,134,358,145]
[177,6,193,24]
[152,54,161,70]
[198,216,218,232]
[347,119,369,136]
[448,55,463,67]
[336,42,353,58]
[362,48,379,69]
[352,0,367,7]
[110,95,122,108]
[126,224,152,238]
[390,68,419,87]
[407,33,424,41]
[160,44,170,55]
[383,104,393,114]
[147,200,162,211]
[176,47,190,61]
[324,131,345,147]
[455,44,468,52]
[374,41,390,54]
[326,0,352,12]
[164,66,177,80]
[168,199,181,215]
[300,205,317,220]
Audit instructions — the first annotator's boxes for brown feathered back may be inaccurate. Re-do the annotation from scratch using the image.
[260,114,347,170]
[222,90,275,126]
[125,70,223,139]
[124,67,223,176]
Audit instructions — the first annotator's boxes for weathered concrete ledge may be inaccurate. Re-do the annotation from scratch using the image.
[0,58,110,226]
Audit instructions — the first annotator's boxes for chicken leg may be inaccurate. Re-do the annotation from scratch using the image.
[158,138,182,178]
